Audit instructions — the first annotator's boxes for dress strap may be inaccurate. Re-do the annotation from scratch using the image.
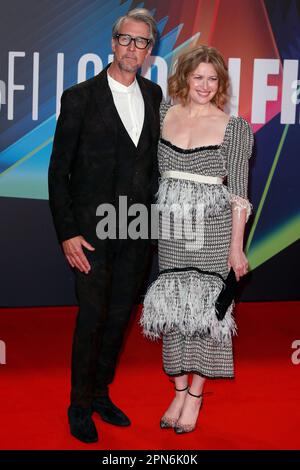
[159,101,172,134]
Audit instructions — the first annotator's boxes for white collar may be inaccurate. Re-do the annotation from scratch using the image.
[107,71,137,94]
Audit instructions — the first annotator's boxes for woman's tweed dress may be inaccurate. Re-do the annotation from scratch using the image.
[141,103,253,378]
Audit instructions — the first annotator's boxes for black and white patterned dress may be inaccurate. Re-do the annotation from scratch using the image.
[141,103,253,378]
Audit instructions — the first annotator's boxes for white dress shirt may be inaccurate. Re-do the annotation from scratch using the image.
[107,72,145,147]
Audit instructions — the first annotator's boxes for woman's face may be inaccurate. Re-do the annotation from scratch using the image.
[187,61,219,105]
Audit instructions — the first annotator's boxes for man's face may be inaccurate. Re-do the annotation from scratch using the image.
[112,19,153,73]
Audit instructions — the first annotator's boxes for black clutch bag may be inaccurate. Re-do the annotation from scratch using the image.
[215,268,238,321]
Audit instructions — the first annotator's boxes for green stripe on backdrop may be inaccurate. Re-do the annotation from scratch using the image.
[246,124,289,254]
[247,213,300,270]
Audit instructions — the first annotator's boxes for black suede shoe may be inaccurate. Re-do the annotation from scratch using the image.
[92,396,131,427]
[68,405,98,443]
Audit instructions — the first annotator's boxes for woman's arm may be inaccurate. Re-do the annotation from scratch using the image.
[226,117,254,280]
[228,207,248,281]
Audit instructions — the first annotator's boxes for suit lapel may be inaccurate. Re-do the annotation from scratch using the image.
[137,75,156,146]
[94,65,119,140]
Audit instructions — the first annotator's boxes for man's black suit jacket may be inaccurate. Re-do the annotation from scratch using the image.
[48,65,162,249]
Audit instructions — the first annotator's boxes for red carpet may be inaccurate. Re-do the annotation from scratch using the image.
[0,302,299,450]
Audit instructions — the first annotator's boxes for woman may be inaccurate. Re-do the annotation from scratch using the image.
[140,45,253,434]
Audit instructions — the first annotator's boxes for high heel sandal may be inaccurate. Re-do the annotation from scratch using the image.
[174,390,203,434]
[160,385,189,429]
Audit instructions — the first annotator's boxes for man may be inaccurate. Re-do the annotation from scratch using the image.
[48,8,162,443]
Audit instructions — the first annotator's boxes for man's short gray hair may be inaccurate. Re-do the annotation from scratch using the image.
[112,8,158,45]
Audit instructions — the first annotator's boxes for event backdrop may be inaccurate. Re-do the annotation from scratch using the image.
[0,0,299,306]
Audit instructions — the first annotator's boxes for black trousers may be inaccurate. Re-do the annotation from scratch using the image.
[70,238,150,407]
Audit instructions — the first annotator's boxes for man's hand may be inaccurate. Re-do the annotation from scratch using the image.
[62,236,95,274]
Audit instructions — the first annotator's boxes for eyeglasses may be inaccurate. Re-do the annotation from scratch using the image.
[114,33,151,50]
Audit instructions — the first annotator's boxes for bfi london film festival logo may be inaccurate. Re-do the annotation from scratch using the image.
[95,197,205,250]
[0,339,6,365]
[291,340,300,365]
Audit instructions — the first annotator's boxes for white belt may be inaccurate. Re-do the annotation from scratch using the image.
[162,170,223,185]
